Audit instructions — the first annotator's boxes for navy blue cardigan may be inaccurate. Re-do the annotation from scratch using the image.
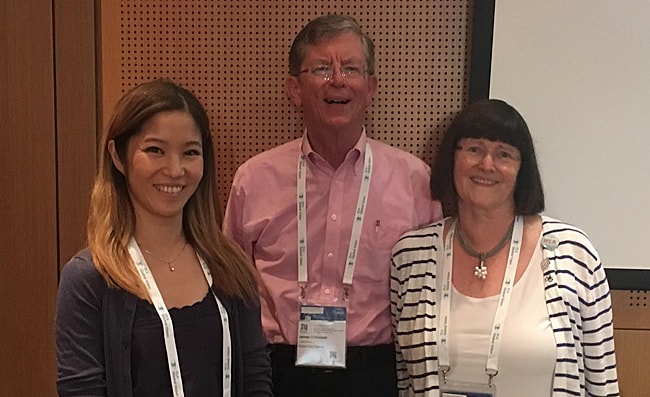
[55,249,272,396]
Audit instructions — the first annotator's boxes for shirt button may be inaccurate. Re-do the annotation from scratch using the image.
[330,214,337,221]
[324,288,331,294]
[327,253,334,258]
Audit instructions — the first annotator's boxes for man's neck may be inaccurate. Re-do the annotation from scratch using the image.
[306,125,363,169]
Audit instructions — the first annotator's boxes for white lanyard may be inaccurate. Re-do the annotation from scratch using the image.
[438,216,523,384]
[128,239,232,397]
[296,143,373,299]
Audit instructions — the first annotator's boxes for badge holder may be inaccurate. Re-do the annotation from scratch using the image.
[440,380,496,397]
[295,304,347,368]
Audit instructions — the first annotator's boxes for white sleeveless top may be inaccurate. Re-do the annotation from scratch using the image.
[447,240,556,396]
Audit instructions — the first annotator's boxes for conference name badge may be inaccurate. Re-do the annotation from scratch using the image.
[295,305,347,368]
[440,380,497,397]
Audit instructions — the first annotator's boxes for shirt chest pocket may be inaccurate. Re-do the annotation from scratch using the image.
[356,222,408,283]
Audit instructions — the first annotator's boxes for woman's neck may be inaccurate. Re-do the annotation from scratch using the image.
[133,216,186,253]
[456,205,515,252]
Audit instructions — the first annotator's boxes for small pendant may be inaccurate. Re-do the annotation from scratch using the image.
[168,262,175,272]
[474,260,488,279]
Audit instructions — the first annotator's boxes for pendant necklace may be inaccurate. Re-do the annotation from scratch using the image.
[141,241,187,272]
[455,218,515,279]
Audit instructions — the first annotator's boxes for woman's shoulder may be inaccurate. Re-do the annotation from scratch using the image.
[395,219,445,246]
[540,215,595,247]
[59,248,107,293]
[540,215,601,269]
[61,247,97,273]
[392,219,446,263]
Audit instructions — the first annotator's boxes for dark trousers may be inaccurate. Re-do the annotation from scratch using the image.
[269,344,398,397]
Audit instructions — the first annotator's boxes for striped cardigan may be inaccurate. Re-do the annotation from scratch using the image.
[390,216,619,397]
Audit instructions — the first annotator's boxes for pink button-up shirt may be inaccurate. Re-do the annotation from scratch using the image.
[223,131,442,346]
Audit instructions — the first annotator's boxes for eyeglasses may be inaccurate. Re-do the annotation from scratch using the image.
[456,141,521,167]
[299,65,367,81]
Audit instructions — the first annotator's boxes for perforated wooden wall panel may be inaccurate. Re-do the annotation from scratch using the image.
[101,0,473,211]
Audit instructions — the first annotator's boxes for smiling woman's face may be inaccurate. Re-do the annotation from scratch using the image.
[454,137,521,213]
[109,110,204,224]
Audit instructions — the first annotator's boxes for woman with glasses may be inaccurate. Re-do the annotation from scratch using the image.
[391,99,619,396]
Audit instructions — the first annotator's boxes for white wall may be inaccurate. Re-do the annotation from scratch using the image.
[490,0,650,269]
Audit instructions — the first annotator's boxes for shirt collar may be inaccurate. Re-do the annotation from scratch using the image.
[300,127,368,174]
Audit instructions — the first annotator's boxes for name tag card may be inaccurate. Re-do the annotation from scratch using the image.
[441,381,496,397]
[296,305,347,368]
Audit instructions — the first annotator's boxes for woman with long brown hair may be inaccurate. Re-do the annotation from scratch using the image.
[55,79,272,396]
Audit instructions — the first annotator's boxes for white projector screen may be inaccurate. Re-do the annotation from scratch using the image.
[483,0,650,271]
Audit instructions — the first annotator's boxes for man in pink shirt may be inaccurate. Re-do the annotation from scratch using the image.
[223,14,442,397]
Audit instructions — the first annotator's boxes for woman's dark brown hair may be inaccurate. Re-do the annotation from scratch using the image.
[430,98,545,216]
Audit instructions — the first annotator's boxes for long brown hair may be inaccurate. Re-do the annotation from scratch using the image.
[88,79,258,301]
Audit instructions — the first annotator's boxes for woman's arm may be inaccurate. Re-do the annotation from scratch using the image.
[580,255,619,396]
[55,253,108,396]
[235,296,273,397]
[390,254,411,397]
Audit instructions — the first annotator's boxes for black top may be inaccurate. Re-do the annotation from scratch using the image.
[55,248,272,397]
[131,291,223,397]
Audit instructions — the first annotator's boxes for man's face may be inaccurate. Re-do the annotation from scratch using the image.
[286,32,378,133]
